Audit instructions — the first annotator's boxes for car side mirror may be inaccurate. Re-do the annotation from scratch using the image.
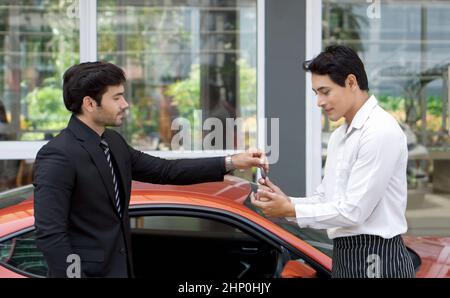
[281,260,317,278]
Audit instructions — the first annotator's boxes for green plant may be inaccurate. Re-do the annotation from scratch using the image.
[377,95,405,112]
[165,64,201,123]
[22,78,70,140]
[427,95,443,117]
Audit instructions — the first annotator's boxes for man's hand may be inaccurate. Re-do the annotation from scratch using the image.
[231,150,269,173]
[256,176,284,202]
[250,177,295,218]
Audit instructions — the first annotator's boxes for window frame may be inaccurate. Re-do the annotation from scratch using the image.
[0,0,266,164]
[305,0,323,196]
[128,203,331,278]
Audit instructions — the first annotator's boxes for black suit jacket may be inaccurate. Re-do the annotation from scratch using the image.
[33,115,226,277]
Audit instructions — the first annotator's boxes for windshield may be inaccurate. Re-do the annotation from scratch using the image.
[244,184,333,257]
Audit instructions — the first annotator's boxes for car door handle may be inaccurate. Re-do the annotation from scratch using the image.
[241,247,258,252]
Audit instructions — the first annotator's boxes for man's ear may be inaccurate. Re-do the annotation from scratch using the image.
[346,74,359,91]
[81,96,97,113]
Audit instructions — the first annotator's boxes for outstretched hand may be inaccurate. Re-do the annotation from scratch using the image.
[250,177,295,218]
[231,150,269,173]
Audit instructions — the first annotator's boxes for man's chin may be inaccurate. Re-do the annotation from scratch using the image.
[328,114,343,122]
[105,121,123,127]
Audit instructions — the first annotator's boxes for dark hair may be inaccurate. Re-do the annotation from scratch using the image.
[63,61,126,114]
[303,45,369,91]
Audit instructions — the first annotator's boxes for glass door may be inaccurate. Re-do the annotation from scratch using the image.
[322,0,450,236]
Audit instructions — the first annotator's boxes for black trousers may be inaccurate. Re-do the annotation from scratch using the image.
[332,234,416,278]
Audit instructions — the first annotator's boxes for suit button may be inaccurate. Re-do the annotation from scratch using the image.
[120,248,126,254]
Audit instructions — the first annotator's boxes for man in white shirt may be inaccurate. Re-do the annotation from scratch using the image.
[251,45,415,278]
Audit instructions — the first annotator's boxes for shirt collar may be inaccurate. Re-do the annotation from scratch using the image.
[68,114,103,145]
[345,95,378,135]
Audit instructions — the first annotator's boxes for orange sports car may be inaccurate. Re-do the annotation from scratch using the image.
[0,176,448,278]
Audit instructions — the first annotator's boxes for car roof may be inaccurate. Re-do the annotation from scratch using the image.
[130,175,251,204]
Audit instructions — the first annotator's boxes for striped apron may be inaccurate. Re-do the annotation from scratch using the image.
[332,234,416,278]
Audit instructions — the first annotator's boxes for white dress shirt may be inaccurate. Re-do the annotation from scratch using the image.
[288,95,409,239]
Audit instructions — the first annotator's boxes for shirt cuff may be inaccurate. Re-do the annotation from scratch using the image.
[287,203,317,228]
[286,197,300,221]
[220,156,228,174]
[289,196,304,204]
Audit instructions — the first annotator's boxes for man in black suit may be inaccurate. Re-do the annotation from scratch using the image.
[33,61,268,278]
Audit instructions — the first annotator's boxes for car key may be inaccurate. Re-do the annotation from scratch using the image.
[256,168,272,201]
[260,167,267,181]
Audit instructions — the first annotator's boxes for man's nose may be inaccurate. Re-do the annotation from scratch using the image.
[316,96,326,108]
[121,98,129,110]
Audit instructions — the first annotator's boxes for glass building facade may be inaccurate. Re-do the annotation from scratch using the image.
[322,0,450,198]
[0,0,258,190]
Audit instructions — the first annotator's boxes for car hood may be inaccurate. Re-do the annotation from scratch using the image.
[403,235,450,278]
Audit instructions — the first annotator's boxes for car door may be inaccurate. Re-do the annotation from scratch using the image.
[128,204,330,279]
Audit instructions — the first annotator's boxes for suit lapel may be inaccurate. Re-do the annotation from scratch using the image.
[67,115,122,219]
[81,141,122,218]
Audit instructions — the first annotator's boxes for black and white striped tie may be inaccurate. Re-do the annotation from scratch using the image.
[100,139,121,217]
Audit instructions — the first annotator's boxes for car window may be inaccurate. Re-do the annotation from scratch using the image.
[0,230,48,277]
[243,194,334,257]
[0,185,34,210]
[130,214,323,278]
[130,214,245,235]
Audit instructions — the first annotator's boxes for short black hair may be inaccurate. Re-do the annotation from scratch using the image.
[303,45,369,91]
[63,61,126,114]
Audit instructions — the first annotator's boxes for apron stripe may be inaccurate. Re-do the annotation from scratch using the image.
[332,234,415,278]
